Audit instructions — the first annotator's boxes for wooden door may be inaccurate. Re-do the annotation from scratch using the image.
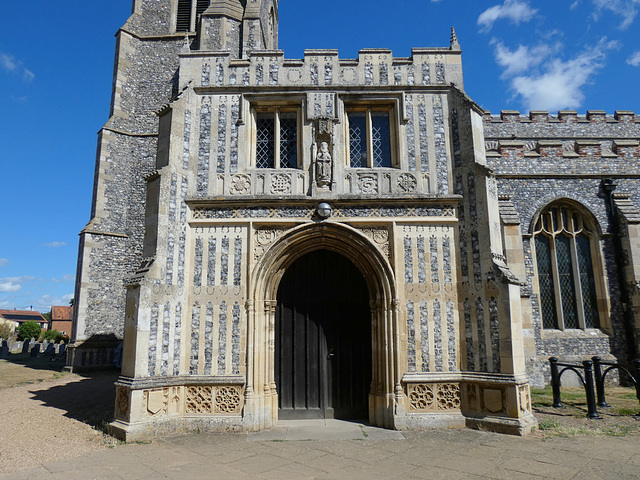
[275,250,371,420]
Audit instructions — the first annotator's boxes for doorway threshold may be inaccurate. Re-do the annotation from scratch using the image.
[248,419,406,442]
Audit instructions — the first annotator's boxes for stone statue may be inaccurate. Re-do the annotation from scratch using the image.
[315,141,332,188]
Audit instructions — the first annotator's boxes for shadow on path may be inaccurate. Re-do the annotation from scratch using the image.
[29,371,119,431]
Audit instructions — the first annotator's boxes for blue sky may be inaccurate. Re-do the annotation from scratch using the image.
[1,0,639,313]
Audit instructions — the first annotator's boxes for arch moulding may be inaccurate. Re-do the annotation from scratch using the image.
[243,222,401,431]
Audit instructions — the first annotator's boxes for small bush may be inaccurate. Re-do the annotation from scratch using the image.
[17,321,42,341]
[40,329,64,343]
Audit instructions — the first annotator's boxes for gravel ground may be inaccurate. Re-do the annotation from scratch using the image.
[0,368,119,475]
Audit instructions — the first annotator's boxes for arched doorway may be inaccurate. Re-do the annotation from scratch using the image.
[275,250,371,419]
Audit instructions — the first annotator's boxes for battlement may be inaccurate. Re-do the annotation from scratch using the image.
[180,47,464,90]
[484,110,638,124]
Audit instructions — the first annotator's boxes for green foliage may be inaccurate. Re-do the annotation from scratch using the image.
[17,321,42,341]
[42,311,52,322]
[40,329,64,343]
[0,322,14,339]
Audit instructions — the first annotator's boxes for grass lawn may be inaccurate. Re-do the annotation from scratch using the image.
[531,385,640,437]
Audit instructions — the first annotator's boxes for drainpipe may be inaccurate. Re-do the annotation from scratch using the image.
[602,179,638,362]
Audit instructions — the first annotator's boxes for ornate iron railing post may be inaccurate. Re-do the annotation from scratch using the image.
[592,356,609,407]
[583,360,601,419]
[549,357,562,408]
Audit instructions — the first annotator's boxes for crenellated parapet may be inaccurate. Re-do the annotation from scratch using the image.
[484,110,638,125]
[179,48,464,90]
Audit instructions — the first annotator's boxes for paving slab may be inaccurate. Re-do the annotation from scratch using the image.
[2,423,640,480]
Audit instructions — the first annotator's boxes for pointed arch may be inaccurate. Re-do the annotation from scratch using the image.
[243,222,400,430]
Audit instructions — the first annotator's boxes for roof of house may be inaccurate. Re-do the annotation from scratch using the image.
[0,310,47,323]
[51,306,73,321]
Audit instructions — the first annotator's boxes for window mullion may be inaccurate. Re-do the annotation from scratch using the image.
[550,235,565,330]
[366,109,373,168]
[571,233,587,329]
[274,109,281,169]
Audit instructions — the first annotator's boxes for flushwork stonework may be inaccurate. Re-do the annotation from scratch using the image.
[70,0,640,441]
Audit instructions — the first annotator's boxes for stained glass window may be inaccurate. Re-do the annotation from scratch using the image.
[533,204,600,330]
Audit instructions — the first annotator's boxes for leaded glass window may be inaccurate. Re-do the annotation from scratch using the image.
[254,109,299,169]
[347,108,393,168]
[533,204,601,330]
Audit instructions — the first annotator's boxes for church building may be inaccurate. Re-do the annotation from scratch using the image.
[69,0,640,440]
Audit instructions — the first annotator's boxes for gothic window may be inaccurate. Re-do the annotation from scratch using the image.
[533,203,601,330]
[346,107,394,168]
[176,0,210,32]
[254,108,299,169]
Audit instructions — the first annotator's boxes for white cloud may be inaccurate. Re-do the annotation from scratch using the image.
[492,40,560,77]
[627,51,640,66]
[1,53,17,72]
[32,294,74,312]
[0,258,8,267]
[503,38,619,111]
[591,0,640,29]
[0,51,34,83]
[51,274,75,284]
[0,282,21,293]
[0,276,36,293]
[44,241,67,248]
[478,0,538,32]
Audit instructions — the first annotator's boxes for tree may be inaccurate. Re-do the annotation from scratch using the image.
[0,323,13,340]
[41,329,64,343]
[17,321,42,342]
[42,310,52,322]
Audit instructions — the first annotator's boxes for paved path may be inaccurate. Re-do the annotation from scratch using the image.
[3,420,640,479]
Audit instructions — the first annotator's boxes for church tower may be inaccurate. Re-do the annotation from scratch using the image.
[69,0,279,371]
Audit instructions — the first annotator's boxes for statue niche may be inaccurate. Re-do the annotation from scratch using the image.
[314,118,334,190]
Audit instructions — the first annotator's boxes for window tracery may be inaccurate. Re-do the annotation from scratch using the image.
[533,203,600,330]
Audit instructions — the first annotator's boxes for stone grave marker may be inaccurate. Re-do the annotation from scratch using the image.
[21,340,30,354]
[30,344,40,358]
[0,345,8,359]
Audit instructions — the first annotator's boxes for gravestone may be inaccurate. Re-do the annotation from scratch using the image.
[44,343,55,356]
[21,341,30,354]
[30,345,40,358]
[58,343,66,356]
[1,340,7,348]
[11,340,22,354]
[0,345,8,359]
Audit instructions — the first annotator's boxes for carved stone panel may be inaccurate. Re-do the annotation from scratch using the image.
[230,174,251,195]
[398,173,418,193]
[115,387,130,420]
[407,383,461,412]
[356,227,390,260]
[254,227,289,261]
[144,388,169,416]
[357,173,378,194]
[186,386,213,414]
[270,173,292,194]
